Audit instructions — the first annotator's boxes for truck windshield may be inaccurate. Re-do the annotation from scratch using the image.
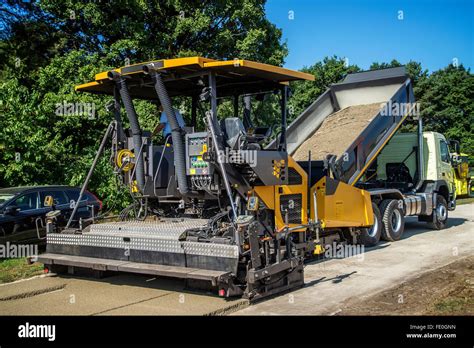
[0,194,15,206]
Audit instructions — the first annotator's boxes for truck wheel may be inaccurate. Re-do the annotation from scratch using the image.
[357,203,382,247]
[379,199,405,242]
[469,181,474,198]
[427,195,448,230]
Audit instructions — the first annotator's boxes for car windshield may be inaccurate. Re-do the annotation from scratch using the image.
[0,194,15,206]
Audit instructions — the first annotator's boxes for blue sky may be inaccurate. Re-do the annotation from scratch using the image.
[265,0,473,72]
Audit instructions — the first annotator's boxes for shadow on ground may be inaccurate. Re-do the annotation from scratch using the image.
[304,270,358,289]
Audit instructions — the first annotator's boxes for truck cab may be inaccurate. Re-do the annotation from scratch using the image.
[425,132,456,204]
[376,131,456,208]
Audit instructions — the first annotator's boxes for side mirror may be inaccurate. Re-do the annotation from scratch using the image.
[44,195,54,207]
[448,139,460,154]
[4,205,19,215]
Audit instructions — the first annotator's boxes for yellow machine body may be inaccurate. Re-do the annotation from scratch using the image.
[253,156,374,231]
[254,157,308,231]
[453,154,472,197]
[310,176,373,228]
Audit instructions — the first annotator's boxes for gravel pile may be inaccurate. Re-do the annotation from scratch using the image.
[293,103,382,161]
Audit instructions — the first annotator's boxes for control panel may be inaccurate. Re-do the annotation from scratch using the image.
[247,196,259,211]
[185,132,213,176]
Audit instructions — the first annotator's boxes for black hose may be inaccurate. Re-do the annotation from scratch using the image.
[108,71,146,193]
[144,65,189,195]
[120,202,137,221]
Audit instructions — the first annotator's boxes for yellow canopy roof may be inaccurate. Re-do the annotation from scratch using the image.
[75,57,314,99]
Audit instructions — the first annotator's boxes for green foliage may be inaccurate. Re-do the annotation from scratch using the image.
[0,258,44,284]
[417,65,473,158]
[0,0,287,211]
[288,56,360,120]
[371,60,429,85]
[0,1,472,213]
[370,60,473,159]
[1,0,287,71]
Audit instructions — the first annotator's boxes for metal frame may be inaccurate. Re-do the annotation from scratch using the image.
[65,121,116,228]
[48,58,314,301]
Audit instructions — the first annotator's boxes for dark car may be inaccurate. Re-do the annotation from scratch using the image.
[0,185,102,244]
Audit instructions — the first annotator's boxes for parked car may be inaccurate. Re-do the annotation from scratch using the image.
[0,185,102,244]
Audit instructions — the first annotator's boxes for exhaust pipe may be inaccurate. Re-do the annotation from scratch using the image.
[144,64,189,195]
[108,71,146,193]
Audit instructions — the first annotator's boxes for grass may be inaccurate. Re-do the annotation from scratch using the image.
[433,287,473,315]
[431,269,473,315]
[434,297,472,313]
[457,197,474,205]
[0,258,44,284]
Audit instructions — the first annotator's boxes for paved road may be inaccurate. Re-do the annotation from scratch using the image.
[0,204,472,315]
[234,203,474,315]
[0,271,247,315]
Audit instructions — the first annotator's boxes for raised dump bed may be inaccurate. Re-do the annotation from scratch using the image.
[286,67,456,238]
[282,67,413,184]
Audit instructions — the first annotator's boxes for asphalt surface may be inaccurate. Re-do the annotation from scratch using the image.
[0,272,248,315]
[0,203,472,316]
[234,203,474,315]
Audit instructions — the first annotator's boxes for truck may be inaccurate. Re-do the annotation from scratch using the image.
[38,59,456,300]
[283,66,457,244]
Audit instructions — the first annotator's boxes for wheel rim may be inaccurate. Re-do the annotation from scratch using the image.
[368,215,378,237]
[436,203,447,221]
[391,209,402,233]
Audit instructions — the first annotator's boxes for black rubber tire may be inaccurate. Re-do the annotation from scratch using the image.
[427,195,448,230]
[379,199,405,242]
[468,181,474,198]
[357,202,382,247]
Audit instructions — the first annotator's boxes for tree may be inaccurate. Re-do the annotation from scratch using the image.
[1,0,472,207]
[1,0,287,77]
[0,0,288,210]
[417,64,473,157]
[370,60,473,157]
[0,0,70,83]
